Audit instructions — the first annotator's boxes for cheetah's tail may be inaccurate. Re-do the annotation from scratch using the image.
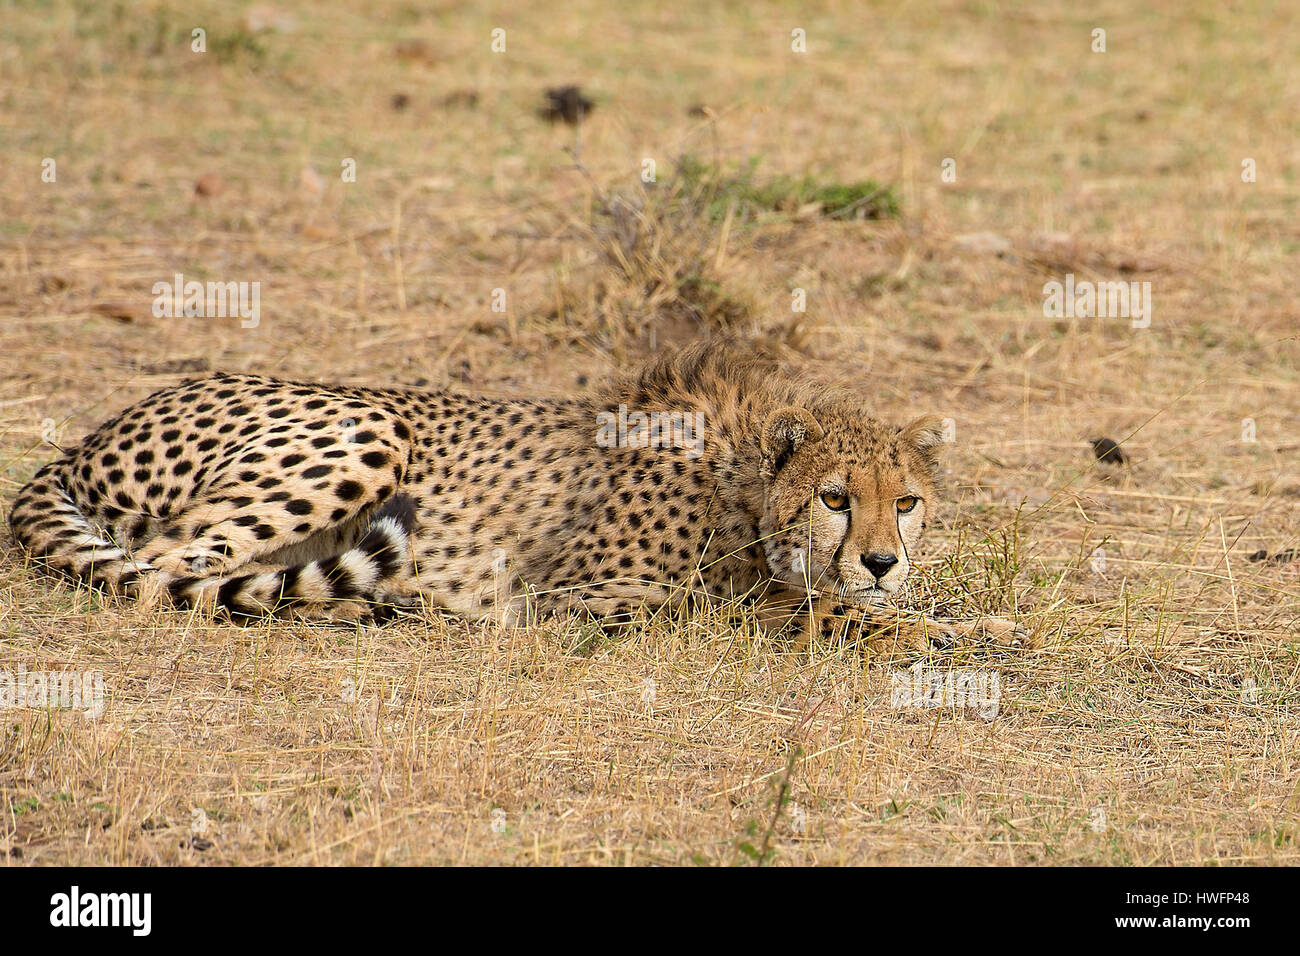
[164,495,418,618]
[9,458,155,589]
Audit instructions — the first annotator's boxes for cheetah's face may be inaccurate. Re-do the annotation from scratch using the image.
[758,407,946,605]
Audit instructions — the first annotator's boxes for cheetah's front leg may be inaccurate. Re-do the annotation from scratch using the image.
[805,598,1034,657]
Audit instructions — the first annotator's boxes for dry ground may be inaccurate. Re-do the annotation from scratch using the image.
[1,0,1298,864]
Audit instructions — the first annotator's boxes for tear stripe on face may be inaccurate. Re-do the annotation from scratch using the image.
[896,506,910,585]
[828,521,848,577]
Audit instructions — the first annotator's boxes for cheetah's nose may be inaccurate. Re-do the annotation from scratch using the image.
[861,552,899,581]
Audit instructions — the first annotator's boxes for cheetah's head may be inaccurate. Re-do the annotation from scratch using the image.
[757,406,946,605]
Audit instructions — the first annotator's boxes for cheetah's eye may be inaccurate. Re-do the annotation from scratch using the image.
[819,491,850,512]
[896,496,919,514]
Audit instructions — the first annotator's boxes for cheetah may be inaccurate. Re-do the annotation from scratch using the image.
[9,341,1026,648]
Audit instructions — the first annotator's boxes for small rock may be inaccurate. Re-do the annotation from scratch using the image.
[194,173,225,197]
[541,85,594,125]
[1248,549,1299,565]
[1090,437,1127,466]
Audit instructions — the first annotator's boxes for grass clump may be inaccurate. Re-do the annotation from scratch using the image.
[675,155,900,222]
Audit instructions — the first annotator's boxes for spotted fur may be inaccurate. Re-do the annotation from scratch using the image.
[10,342,953,631]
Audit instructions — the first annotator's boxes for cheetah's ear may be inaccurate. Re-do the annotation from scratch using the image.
[761,407,824,475]
[900,415,948,466]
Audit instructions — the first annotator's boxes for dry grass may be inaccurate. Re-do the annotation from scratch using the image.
[1,0,1298,865]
